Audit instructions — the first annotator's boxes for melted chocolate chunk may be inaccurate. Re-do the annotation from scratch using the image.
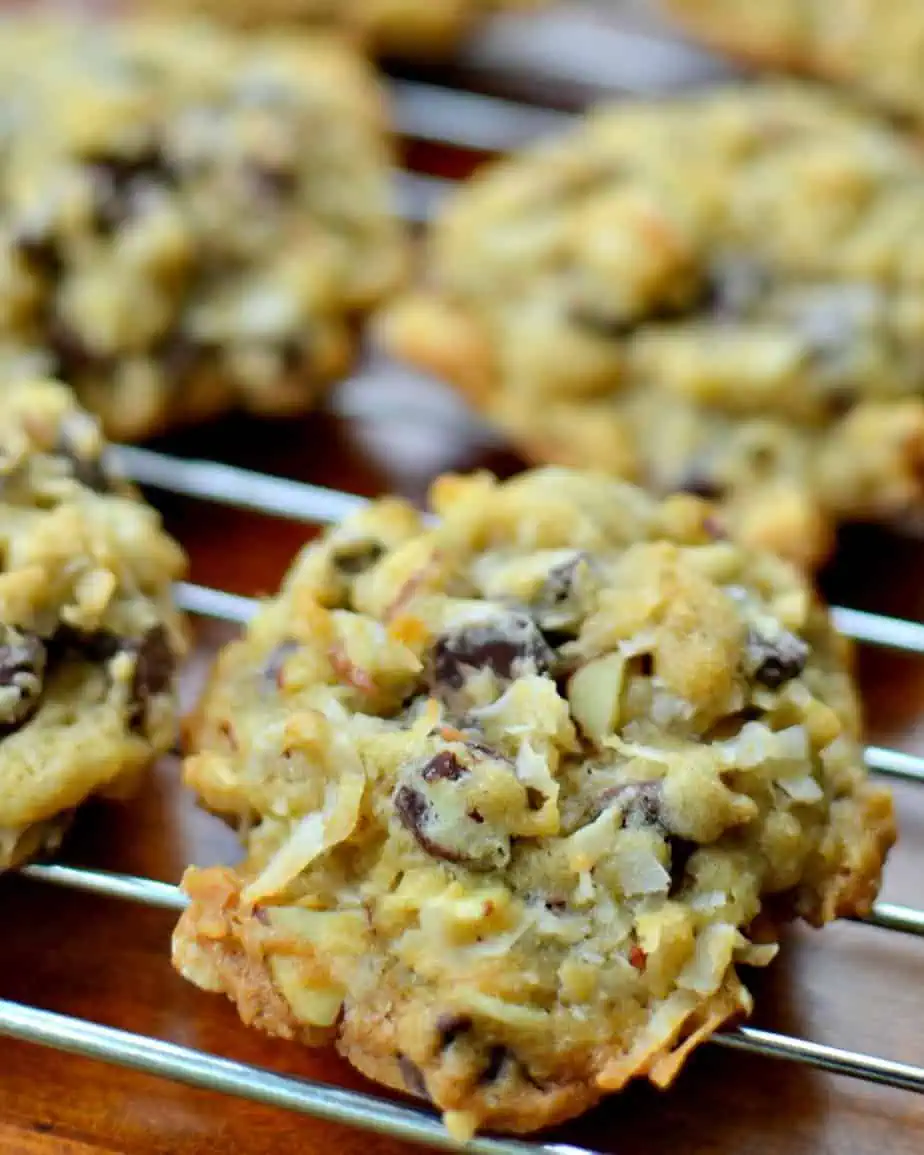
[0,629,47,732]
[53,624,122,662]
[421,750,467,783]
[330,539,385,577]
[396,1053,428,1099]
[129,625,175,730]
[437,1014,473,1050]
[14,228,63,279]
[479,1046,510,1085]
[745,627,809,689]
[429,612,555,693]
[394,750,512,871]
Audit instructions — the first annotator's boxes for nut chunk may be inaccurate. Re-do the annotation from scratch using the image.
[173,468,893,1137]
[0,17,405,440]
[0,379,187,870]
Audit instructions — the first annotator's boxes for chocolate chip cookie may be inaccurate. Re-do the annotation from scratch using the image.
[172,467,893,1137]
[382,84,924,570]
[152,0,539,57]
[664,0,924,128]
[0,17,405,440]
[0,378,186,870]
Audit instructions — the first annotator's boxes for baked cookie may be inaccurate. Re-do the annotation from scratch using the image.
[151,0,540,58]
[664,0,924,129]
[382,84,924,570]
[0,18,405,441]
[0,378,187,870]
[173,467,893,1137]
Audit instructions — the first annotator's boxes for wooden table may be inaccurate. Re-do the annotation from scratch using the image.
[2,4,924,1153]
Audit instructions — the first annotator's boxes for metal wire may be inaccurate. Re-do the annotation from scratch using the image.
[0,999,597,1155]
[9,17,924,1153]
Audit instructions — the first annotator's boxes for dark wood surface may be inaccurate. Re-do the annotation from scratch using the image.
[2,4,924,1153]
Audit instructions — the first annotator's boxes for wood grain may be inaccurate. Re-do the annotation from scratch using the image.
[1,3,923,1154]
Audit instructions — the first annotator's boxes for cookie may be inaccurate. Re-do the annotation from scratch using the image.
[382,84,924,570]
[172,467,893,1137]
[0,378,187,870]
[150,0,540,57]
[664,0,924,128]
[0,18,405,441]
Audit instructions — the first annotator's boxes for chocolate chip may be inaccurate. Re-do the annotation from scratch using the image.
[55,416,114,495]
[675,472,723,500]
[246,161,298,200]
[47,316,111,381]
[14,229,63,278]
[479,1046,510,1085]
[394,749,513,871]
[745,627,808,689]
[129,625,175,731]
[429,612,555,693]
[437,1014,472,1050]
[421,751,467,783]
[263,640,298,689]
[53,624,122,662]
[330,539,385,577]
[396,1053,428,1099]
[0,629,46,732]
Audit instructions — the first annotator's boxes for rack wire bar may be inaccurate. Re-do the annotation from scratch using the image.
[116,446,368,523]
[391,79,569,150]
[1,988,923,1146]
[462,10,734,94]
[713,1026,924,1095]
[863,747,924,786]
[20,864,187,912]
[0,1000,597,1155]
[117,446,924,660]
[829,607,924,656]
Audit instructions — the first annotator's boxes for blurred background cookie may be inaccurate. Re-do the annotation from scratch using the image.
[383,84,924,571]
[0,17,406,440]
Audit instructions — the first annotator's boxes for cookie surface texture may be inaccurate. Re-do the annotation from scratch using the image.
[173,467,893,1137]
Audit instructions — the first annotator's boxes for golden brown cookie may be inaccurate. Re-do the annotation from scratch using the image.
[0,17,405,440]
[664,0,924,128]
[173,467,893,1137]
[0,379,187,870]
[382,84,924,571]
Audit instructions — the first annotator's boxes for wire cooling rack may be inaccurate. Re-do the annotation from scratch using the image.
[3,5,924,1153]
